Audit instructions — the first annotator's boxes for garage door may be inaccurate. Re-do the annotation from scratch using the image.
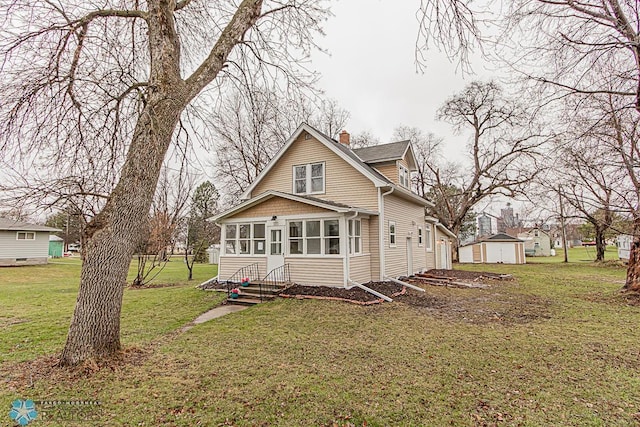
[485,243,517,264]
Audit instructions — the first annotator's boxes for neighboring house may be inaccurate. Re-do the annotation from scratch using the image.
[212,123,455,287]
[617,234,633,262]
[0,218,61,266]
[517,227,552,256]
[48,235,64,258]
[459,233,526,264]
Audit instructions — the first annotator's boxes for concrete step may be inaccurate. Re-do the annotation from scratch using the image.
[227,296,263,306]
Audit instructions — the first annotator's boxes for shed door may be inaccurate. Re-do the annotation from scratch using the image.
[486,243,517,264]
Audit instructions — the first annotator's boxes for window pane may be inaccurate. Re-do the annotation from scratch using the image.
[306,221,320,237]
[348,220,353,236]
[389,223,395,234]
[225,224,237,239]
[239,224,250,238]
[311,163,323,177]
[324,220,339,237]
[355,237,361,253]
[239,240,250,254]
[289,221,303,238]
[295,165,306,179]
[289,239,303,254]
[254,240,265,254]
[271,243,282,255]
[253,223,265,239]
[355,220,360,236]
[311,177,323,192]
[307,238,321,254]
[17,233,25,240]
[226,241,236,254]
[326,237,340,254]
[295,179,306,194]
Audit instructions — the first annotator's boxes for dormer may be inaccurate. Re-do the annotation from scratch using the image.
[352,140,418,190]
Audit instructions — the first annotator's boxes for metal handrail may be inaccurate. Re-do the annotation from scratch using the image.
[224,263,261,299]
[260,264,291,301]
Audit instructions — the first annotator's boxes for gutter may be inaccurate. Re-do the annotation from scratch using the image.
[379,187,394,278]
[343,211,359,286]
[384,276,425,293]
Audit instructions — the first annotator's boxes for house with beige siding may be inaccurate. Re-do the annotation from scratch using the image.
[212,123,454,287]
[0,218,61,266]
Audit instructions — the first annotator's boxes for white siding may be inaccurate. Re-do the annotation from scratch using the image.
[459,245,474,264]
[0,230,50,266]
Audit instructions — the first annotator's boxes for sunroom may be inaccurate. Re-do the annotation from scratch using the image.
[212,190,378,287]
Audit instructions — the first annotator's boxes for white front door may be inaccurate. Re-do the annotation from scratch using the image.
[406,237,413,275]
[267,226,285,273]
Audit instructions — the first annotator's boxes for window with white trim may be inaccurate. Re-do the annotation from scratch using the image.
[418,226,423,246]
[389,221,396,247]
[287,219,340,255]
[225,223,267,255]
[16,232,35,240]
[253,224,266,254]
[225,224,237,254]
[425,225,432,251]
[348,219,361,255]
[399,165,409,188]
[293,162,325,195]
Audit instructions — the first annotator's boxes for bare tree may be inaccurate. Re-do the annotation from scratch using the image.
[392,125,442,198]
[210,87,350,199]
[430,81,548,257]
[350,131,381,149]
[0,0,329,365]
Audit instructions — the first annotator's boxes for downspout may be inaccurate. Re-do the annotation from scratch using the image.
[344,211,359,286]
[379,187,394,279]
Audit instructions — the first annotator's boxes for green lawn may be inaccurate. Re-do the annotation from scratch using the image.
[2,254,640,426]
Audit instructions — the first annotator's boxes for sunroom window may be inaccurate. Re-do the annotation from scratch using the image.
[286,219,340,255]
[324,219,340,254]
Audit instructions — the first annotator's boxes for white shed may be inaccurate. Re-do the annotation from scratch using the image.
[459,233,526,264]
[617,234,633,262]
[0,218,61,266]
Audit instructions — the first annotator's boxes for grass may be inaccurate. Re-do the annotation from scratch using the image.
[2,252,640,426]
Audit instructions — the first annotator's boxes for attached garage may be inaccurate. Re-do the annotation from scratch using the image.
[459,233,525,264]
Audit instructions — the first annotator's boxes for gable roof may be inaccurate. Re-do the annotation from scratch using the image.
[0,217,61,232]
[212,190,379,222]
[482,233,522,242]
[353,140,410,164]
[241,123,390,200]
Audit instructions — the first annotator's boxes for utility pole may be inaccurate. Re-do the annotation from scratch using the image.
[558,185,569,263]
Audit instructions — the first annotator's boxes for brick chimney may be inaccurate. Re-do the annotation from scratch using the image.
[339,130,350,146]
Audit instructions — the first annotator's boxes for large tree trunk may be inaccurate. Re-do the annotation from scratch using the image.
[595,228,606,262]
[625,215,640,292]
[59,91,186,366]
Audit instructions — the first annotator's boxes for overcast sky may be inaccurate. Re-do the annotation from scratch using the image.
[309,0,496,160]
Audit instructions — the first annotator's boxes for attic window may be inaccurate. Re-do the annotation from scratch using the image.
[16,232,35,240]
[399,165,409,188]
[293,162,325,195]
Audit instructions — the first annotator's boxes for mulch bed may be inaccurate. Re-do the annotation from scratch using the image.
[280,281,405,305]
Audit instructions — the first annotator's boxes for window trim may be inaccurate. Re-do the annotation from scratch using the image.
[389,221,397,248]
[223,222,268,256]
[286,218,341,257]
[399,164,409,188]
[418,226,423,247]
[16,231,35,241]
[348,219,362,255]
[425,225,433,252]
[292,162,326,195]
